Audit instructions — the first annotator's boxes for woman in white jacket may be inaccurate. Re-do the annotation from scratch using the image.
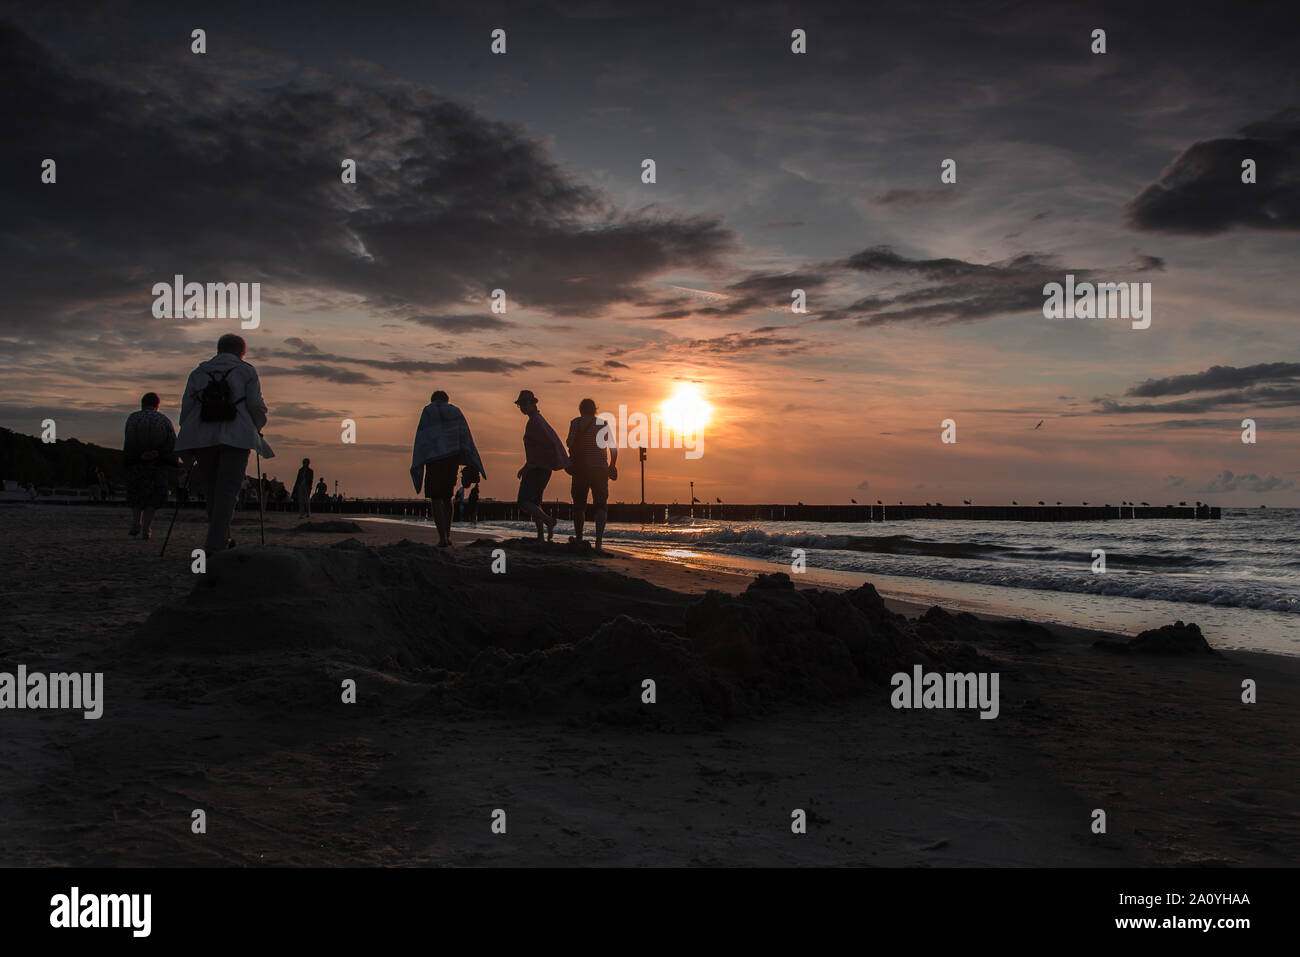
[175,334,273,553]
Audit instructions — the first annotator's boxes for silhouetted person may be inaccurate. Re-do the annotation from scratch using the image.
[122,392,176,540]
[410,390,486,547]
[566,398,618,552]
[291,458,314,518]
[466,479,480,526]
[175,334,272,553]
[454,483,466,521]
[513,390,569,542]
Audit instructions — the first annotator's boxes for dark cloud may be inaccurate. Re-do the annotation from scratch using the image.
[1127,362,1300,397]
[570,367,620,380]
[826,248,1163,326]
[640,273,829,321]
[603,359,629,368]
[407,314,514,333]
[1203,469,1295,493]
[259,364,381,386]
[265,341,545,376]
[1126,109,1300,235]
[1097,362,1300,414]
[0,20,735,352]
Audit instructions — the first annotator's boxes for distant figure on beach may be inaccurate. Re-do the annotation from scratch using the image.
[513,390,570,542]
[175,334,273,554]
[122,391,176,540]
[291,458,313,518]
[410,390,486,548]
[566,398,618,552]
[454,483,466,521]
[465,475,480,526]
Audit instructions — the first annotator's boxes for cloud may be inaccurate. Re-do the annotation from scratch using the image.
[0,21,735,350]
[681,332,806,355]
[407,314,515,333]
[259,364,381,385]
[1202,470,1295,493]
[1096,362,1300,414]
[570,367,620,380]
[266,341,545,376]
[824,247,1163,326]
[1126,108,1300,235]
[1126,362,1300,397]
[872,188,960,208]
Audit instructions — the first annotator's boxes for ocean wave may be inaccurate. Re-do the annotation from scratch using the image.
[610,525,1219,568]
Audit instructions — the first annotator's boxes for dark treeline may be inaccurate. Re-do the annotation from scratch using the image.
[0,427,124,489]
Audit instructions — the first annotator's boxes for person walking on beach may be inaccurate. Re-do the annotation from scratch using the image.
[465,476,480,526]
[292,458,313,519]
[513,390,569,542]
[566,397,617,552]
[122,391,176,540]
[175,333,273,554]
[410,390,486,548]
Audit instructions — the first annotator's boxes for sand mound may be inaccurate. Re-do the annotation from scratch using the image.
[1094,620,1220,657]
[915,605,1052,652]
[133,546,943,727]
[132,541,1209,727]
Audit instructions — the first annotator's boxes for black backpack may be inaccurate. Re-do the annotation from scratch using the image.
[197,369,245,423]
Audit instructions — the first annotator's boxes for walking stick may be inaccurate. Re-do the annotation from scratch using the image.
[256,448,266,545]
[160,457,192,558]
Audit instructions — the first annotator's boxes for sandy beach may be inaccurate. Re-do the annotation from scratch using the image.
[0,503,1296,867]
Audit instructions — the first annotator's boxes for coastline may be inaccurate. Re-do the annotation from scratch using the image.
[1,504,1296,866]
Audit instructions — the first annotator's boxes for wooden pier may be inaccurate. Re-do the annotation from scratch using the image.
[286,501,1221,523]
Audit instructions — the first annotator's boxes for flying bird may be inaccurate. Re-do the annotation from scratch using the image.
[1034,420,1043,429]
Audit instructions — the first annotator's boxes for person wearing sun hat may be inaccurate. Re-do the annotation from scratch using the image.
[513,389,569,542]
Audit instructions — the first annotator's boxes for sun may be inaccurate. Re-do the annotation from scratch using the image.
[661,382,713,434]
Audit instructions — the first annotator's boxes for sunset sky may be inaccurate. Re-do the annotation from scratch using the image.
[3,0,1298,505]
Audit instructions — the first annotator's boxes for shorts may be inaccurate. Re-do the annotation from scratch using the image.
[517,466,551,507]
[423,455,460,501]
[571,465,609,508]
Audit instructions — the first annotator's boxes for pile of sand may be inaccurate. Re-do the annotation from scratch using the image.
[1094,620,1221,656]
[132,541,1205,728]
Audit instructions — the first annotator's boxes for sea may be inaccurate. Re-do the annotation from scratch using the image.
[375,508,1300,657]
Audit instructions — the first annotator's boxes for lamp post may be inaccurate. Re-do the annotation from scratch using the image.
[639,446,646,505]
